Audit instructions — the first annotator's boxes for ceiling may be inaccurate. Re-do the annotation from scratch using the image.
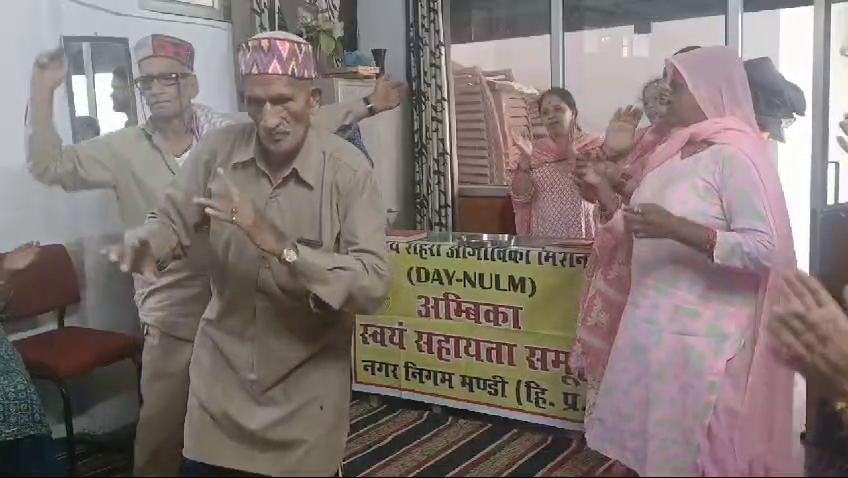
[450,0,845,44]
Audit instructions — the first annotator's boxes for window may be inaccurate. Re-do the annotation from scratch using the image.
[449,0,551,187]
[743,1,815,270]
[827,1,848,207]
[138,0,227,21]
[64,37,137,143]
[563,0,726,134]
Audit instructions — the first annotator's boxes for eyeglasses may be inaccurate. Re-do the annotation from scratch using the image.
[134,73,194,90]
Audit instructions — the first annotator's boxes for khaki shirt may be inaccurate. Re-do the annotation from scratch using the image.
[27,100,370,339]
[136,122,389,475]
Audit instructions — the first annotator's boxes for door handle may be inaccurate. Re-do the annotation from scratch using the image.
[828,160,841,205]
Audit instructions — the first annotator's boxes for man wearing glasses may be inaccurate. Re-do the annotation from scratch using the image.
[27,33,403,477]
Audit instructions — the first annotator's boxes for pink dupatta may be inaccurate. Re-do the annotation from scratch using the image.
[664,47,798,476]
[508,134,604,236]
[576,46,799,475]
[570,121,672,381]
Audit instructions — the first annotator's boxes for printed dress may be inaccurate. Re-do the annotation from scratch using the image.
[0,322,50,442]
[508,135,604,239]
[585,145,777,476]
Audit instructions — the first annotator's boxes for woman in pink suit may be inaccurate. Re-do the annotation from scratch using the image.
[579,46,799,476]
[507,88,605,239]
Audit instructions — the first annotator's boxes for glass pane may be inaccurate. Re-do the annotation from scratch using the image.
[828,1,848,206]
[563,0,726,134]
[91,42,134,135]
[743,1,814,271]
[71,75,90,117]
[95,72,131,135]
[449,0,551,186]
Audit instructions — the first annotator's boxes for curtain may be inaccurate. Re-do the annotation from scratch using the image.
[313,0,342,68]
[249,0,289,33]
[406,0,454,231]
[245,1,343,69]
[248,0,339,35]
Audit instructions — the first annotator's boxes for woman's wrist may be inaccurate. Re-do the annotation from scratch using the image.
[595,182,618,211]
[601,145,627,163]
[611,171,633,196]
[669,216,717,259]
[509,169,535,203]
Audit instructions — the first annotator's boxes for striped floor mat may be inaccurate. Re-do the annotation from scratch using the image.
[70,396,607,477]
[343,398,608,477]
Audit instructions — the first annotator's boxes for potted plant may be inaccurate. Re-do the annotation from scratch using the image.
[296,3,344,73]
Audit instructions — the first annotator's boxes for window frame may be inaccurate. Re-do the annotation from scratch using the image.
[445,0,836,277]
[138,0,228,22]
[61,36,137,144]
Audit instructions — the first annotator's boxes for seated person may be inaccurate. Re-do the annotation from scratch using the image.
[0,242,63,477]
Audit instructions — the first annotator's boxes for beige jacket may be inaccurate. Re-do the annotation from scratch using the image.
[138,122,388,475]
[27,100,370,339]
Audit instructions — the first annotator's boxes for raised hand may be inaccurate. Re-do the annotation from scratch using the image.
[31,47,68,93]
[511,128,534,161]
[571,150,607,188]
[603,106,643,158]
[769,270,848,401]
[2,242,41,274]
[368,76,406,114]
[192,168,284,254]
[571,156,603,203]
[103,238,158,279]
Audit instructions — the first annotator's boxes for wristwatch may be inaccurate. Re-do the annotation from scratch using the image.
[277,244,299,264]
[362,96,376,117]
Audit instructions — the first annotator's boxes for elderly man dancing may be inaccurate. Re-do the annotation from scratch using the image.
[107,31,389,477]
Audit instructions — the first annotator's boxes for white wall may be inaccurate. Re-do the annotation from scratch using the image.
[357,0,407,81]
[0,0,236,435]
[357,0,415,228]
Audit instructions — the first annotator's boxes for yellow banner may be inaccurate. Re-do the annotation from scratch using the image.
[353,241,591,428]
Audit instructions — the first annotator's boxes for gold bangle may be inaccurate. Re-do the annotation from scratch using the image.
[835,401,848,412]
[598,196,621,223]
[704,228,718,258]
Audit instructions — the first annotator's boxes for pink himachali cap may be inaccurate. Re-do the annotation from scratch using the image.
[237,31,317,79]
[133,34,195,71]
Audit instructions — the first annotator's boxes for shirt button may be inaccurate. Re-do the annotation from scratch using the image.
[263,260,271,269]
